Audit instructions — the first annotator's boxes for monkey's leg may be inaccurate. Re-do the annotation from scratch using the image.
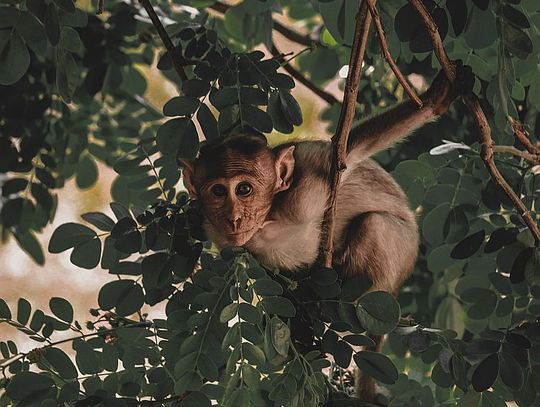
[338,212,418,401]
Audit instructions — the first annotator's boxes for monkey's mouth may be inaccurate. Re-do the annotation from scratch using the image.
[224,228,256,245]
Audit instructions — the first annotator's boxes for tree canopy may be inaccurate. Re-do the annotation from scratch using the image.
[1,0,540,406]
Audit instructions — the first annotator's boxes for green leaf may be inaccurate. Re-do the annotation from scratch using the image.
[17,298,31,325]
[156,118,199,158]
[238,303,261,324]
[261,296,296,317]
[503,23,533,59]
[48,223,97,253]
[44,3,60,45]
[49,297,73,323]
[183,79,211,97]
[502,5,529,29]
[1,178,28,196]
[354,351,398,384]
[76,154,98,189]
[219,303,238,323]
[499,351,523,390]
[197,103,219,141]
[198,353,219,381]
[73,339,101,374]
[6,371,54,401]
[52,0,75,13]
[279,90,302,126]
[44,348,77,379]
[267,91,293,134]
[14,232,44,265]
[253,278,283,296]
[98,280,145,317]
[451,230,485,259]
[163,96,200,117]
[81,212,115,232]
[60,26,82,53]
[356,291,400,335]
[209,87,238,110]
[471,353,499,392]
[0,6,19,28]
[270,316,290,357]
[15,11,47,56]
[0,31,30,85]
[0,298,11,319]
[70,235,101,269]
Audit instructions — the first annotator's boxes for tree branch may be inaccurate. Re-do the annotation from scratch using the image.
[271,44,340,106]
[493,145,540,165]
[319,0,373,267]
[407,0,540,246]
[138,0,188,81]
[508,116,540,155]
[209,2,318,47]
[366,0,422,108]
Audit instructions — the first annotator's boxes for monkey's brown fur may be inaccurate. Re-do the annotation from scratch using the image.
[182,66,471,402]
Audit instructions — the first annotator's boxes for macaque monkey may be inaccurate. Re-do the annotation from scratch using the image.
[181,64,471,401]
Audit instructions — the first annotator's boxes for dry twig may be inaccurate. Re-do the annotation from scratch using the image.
[138,0,188,81]
[271,44,340,106]
[407,0,540,246]
[493,146,540,165]
[365,0,422,108]
[319,0,373,267]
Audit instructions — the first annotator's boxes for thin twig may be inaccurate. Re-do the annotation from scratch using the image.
[138,0,188,81]
[508,116,539,155]
[493,145,540,165]
[271,44,340,106]
[366,0,422,108]
[209,1,319,47]
[407,0,455,82]
[407,0,540,246]
[319,0,373,267]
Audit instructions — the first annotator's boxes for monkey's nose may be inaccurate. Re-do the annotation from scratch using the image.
[228,216,241,230]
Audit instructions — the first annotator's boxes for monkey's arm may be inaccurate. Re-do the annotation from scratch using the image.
[347,65,472,161]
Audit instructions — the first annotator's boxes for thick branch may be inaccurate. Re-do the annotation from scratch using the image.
[493,145,540,165]
[210,2,318,47]
[138,0,188,81]
[366,0,422,108]
[271,44,340,106]
[408,0,540,246]
[508,116,540,155]
[319,0,373,267]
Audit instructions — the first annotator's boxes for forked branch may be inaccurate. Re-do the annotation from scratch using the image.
[319,0,374,267]
[407,0,540,246]
[365,0,422,108]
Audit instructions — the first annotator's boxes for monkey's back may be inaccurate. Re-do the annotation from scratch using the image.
[246,141,419,289]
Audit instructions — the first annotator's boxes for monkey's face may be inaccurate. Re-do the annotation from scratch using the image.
[199,174,275,246]
[180,134,295,248]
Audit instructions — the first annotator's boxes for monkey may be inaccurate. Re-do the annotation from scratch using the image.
[180,64,472,402]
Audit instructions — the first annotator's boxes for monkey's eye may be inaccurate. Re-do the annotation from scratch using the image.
[236,182,253,197]
[210,184,227,197]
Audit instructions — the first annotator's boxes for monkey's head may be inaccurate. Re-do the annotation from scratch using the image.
[180,133,295,247]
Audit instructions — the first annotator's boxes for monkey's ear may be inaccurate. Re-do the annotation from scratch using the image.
[179,159,198,198]
[274,146,295,193]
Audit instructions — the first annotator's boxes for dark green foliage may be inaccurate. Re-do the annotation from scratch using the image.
[1,0,540,405]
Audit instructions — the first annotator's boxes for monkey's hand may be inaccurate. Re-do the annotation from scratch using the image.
[424,61,474,115]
